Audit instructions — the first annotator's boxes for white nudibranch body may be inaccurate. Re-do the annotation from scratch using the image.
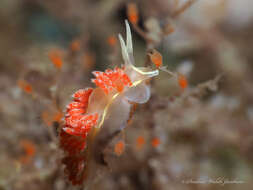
[60,20,160,186]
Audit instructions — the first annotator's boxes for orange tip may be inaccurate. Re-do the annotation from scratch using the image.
[53,111,63,123]
[151,137,160,148]
[107,35,117,47]
[164,24,175,35]
[83,53,95,70]
[178,74,188,89]
[70,39,81,52]
[136,136,145,150]
[114,140,125,156]
[18,80,33,94]
[127,3,139,25]
[148,49,163,68]
[49,50,63,69]
[19,139,36,164]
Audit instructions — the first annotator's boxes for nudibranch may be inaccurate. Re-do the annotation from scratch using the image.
[59,20,159,185]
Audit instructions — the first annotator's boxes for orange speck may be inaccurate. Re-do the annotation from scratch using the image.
[83,53,95,70]
[114,140,125,156]
[41,110,62,127]
[107,36,117,47]
[115,78,125,92]
[19,139,36,164]
[49,50,63,69]
[164,24,175,35]
[178,74,188,89]
[151,137,160,148]
[148,50,163,68]
[127,3,139,25]
[24,84,32,93]
[18,80,33,94]
[136,136,145,150]
[41,110,52,126]
[53,111,63,123]
[70,39,81,52]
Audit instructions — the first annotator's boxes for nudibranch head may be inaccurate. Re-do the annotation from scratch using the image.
[118,20,159,80]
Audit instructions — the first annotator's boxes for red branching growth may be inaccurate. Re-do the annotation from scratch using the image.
[92,67,132,94]
[62,153,87,185]
[64,114,98,136]
[63,88,98,137]
[73,89,93,107]
[60,130,88,185]
[59,131,86,155]
[60,88,97,185]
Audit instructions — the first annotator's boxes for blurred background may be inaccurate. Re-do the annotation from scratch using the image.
[1,0,253,189]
